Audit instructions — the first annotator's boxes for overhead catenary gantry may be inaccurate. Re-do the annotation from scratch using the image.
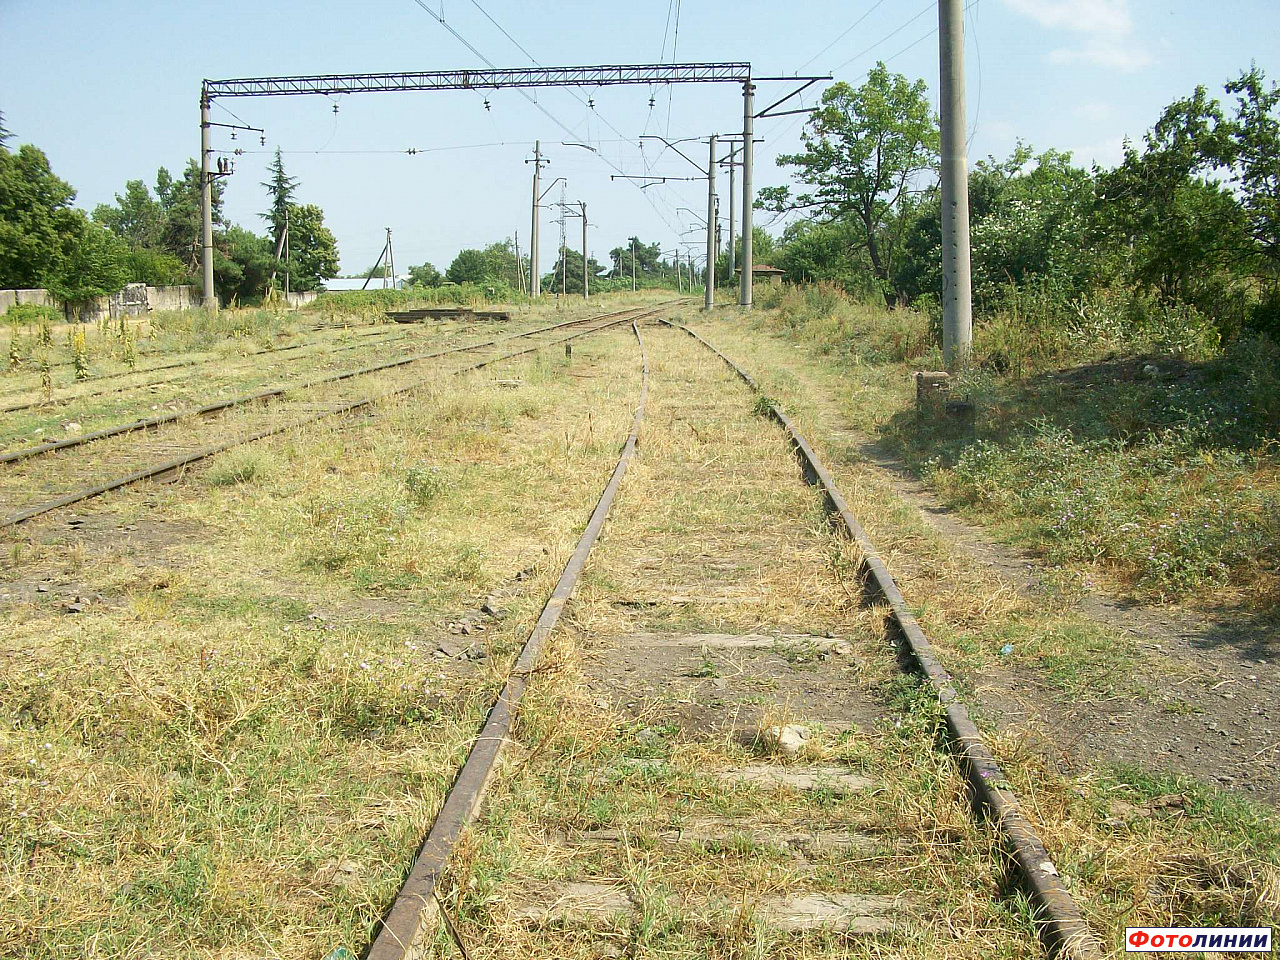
[199,62,826,311]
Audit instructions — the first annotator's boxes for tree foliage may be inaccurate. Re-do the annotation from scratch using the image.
[261,149,298,254]
[545,247,603,295]
[47,222,132,303]
[760,64,939,291]
[0,143,83,289]
[282,203,339,291]
[407,262,443,287]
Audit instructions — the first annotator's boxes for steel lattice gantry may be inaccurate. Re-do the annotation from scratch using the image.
[198,62,759,309]
[202,63,752,99]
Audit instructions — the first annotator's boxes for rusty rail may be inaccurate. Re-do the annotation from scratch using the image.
[661,318,1103,960]
[0,306,669,528]
[366,319,652,960]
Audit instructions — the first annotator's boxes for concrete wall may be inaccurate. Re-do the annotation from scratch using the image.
[284,290,319,308]
[0,284,198,322]
[0,289,55,314]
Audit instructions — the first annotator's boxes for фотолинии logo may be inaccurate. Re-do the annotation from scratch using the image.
[1126,928,1273,953]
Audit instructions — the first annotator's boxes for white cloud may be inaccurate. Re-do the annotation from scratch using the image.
[1001,0,1151,72]
[1067,135,1130,170]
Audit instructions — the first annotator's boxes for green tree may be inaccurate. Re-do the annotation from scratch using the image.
[214,226,274,306]
[408,262,443,287]
[261,149,298,255]
[0,143,84,288]
[608,237,662,278]
[124,248,189,286]
[545,247,603,295]
[759,63,939,295]
[48,221,131,304]
[92,179,163,249]
[284,203,339,291]
[446,248,491,284]
[1220,67,1280,266]
[156,160,223,270]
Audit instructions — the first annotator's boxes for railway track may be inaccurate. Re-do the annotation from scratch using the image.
[361,316,1102,960]
[0,322,421,414]
[0,302,675,528]
[0,308,644,462]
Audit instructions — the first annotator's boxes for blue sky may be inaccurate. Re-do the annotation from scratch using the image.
[2,0,1277,275]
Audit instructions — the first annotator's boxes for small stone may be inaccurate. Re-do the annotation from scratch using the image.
[762,724,811,757]
[64,421,82,434]
[36,584,49,594]
[63,601,86,614]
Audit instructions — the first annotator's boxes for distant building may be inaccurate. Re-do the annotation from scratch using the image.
[735,263,786,284]
[322,275,407,291]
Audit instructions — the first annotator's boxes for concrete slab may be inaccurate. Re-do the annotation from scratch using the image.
[507,881,635,923]
[624,632,851,654]
[717,765,876,793]
[758,893,906,934]
[563,818,879,856]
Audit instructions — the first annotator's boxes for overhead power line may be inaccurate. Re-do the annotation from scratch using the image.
[832,0,935,73]
[798,0,889,71]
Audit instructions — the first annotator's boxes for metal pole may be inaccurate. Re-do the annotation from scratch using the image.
[739,80,755,309]
[581,202,589,300]
[387,227,395,290]
[200,93,216,310]
[705,134,717,310]
[530,140,542,298]
[727,147,737,282]
[939,0,973,366]
[515,231,523,295]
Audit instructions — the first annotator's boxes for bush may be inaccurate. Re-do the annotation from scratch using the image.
[3,303,62,327]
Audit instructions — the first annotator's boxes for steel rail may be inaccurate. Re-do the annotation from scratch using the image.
[365,318,650,960]
[0,304,670,465]
[660,319,1103,960]
[0,307,667,529]
[0,325,414,415]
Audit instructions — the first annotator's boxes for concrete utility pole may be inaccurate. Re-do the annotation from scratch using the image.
[705,134,717,310]
[580,201,589,300]
[385,227,395,289]
[939,0,973,367]
[527,141,547,298]
[739,80,755,309]
[515,231,524,295]
[200,95,215,310]
[630,237,637,292]
[725,145,738,280]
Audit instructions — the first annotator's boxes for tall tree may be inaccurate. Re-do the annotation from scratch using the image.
[545,247,603,295]
[759,63,939,294]
[1221,67,1280,266]
[407,262,442,287]
[261,149,298,255]
[0,143,84,288]
[92,179,163,249]
[284,203,339,290]
[48,221,131,304]
[155,160,223,270]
